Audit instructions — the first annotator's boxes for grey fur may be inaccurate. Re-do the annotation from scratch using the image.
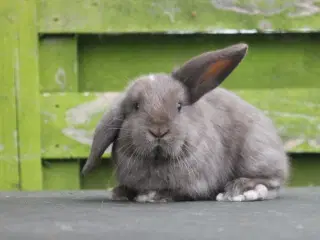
[82,43,290,202]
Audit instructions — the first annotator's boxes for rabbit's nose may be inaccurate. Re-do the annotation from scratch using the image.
[148,127,169,139]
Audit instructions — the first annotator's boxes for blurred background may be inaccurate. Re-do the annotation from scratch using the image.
[0,0,319,191]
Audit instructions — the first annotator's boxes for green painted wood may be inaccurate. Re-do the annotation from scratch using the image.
[81,153,320,189]
[41,92,115,159]
[78,34,320,92]
[235,89,320,152]
[289,154,320,186]
[40,35,81,157]
[39,35,81,190]
[42,160,80,190]
[39,35,79,92]
[14,0,43,190]
[39,36,80,190]
[37,0,320,34]
[0,0,21,190]
[40,89,320,159]
[38,154,320,190]
[81,155,320,190]
[81,160,116,189]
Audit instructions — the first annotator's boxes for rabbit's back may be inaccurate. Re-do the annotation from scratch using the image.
[198,87,284,151]
[179,87,289,198]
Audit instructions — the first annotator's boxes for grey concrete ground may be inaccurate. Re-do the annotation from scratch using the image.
[0,187,319,240]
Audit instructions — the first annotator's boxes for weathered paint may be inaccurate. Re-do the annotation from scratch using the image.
[55,67,67,90]
[0,0,20,190]
[14,0,43,190]
[63,92,119,147]
[78,34,320,92]
[39,36,78,92]
[236,89,320,152]
[37,0,320,33]
[40,88,320,159]
[211,0,320,17]
[41,93,113,158]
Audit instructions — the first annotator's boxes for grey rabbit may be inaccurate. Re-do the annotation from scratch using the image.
[81,43,290,202]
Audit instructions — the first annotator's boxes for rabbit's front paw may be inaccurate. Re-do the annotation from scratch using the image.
[105,185,138,201]
[105,188,128,201]
[134,191,172,203]
[216,178,279,202]
[216,184,268,202]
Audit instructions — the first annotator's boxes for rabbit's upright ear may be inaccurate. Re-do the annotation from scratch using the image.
[172,43,248,104]
[81,95,125,176]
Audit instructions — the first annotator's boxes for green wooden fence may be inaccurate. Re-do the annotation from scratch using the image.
[1,0,320,191]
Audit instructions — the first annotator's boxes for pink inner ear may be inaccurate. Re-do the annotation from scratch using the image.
[199,59,233,84]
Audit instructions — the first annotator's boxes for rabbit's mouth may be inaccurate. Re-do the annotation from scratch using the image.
[151,145,170,163]
[154,146,162,161]
[147,135,186,162]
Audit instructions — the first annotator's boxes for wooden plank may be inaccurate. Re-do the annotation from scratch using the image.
[78,34,320,92]
[80,155,320,189]
[81,160,116,189]
[40,89,320,159]
[81,154,320,189]
[41,92,118,158]
[37,0,320,33]
[0,0,20,190]
[39,35,80,188]
[40,35,80,153]
[289,154,320,186]
[42,160,80,190]
[39,35,78,92]
[14,0,43,190]
[236,89,320,152]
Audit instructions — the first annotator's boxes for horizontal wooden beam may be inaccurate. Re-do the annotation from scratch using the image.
[76,34,320,92]
[40,89,320,159]
[37,0,320,34]
[42,160,80,190]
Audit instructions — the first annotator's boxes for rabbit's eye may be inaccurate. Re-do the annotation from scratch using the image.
[134,102,139,110]
[177,102,182,112]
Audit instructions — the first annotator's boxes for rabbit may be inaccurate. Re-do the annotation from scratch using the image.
[81,43,290,203]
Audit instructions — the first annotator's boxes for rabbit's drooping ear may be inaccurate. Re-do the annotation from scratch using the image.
[81,97,125,176]
[172,43,248,104]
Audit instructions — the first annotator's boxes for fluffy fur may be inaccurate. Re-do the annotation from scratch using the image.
[82,43,290,202]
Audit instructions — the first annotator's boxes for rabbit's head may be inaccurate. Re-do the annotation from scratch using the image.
[82,43,248,175]
[117,73,190,161]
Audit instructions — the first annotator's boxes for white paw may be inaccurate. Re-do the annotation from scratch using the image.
[105,188,114,200]
[216,184,271,202]
[135,191,157,203]
[105,188,128,201]
[241,184,269,201]
[231,195,245,202]
[216,193,225,201]
[255,184,269,199]
[216,193,247,202]
[243,190,259,201]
